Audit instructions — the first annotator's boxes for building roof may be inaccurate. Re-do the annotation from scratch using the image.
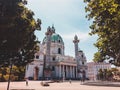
[43,33,64,44]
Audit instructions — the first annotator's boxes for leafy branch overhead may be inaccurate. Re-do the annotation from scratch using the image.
[84,0,120,66]
[0,0,41,66]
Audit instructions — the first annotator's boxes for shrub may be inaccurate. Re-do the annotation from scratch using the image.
[3,74,9,81]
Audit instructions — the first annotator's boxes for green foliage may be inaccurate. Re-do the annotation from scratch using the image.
[84,0,120,66]
[93,52,103,62]
[97,68,120,81]
[0,0,41,66]
[111,68,118,72]
[97,69,113,81]
[0,66,25,81]
[97,69,104,80]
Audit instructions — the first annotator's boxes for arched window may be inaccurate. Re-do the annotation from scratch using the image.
[81,54,83,58]
[58,40,61,43]
[52,66,55,71]
[52,57,55,61]
[36,55,39,59]
[58,48,61,54]
[82,62,84,65]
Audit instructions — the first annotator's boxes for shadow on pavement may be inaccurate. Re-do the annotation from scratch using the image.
[82,81,120,87]
[11,89,35,90]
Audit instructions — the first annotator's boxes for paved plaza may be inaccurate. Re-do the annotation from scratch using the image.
[0,81,120,90]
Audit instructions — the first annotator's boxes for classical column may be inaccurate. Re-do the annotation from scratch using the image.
[76,66,77,78]
[62,65,64,75]
[66,65,68,78]
[55,66,58,77]
[74,66,76,78]
[68,66,70,78]
[62,65,65,81]
[70,66,72,78]
[72,66,74,78]
[59,65,61,78]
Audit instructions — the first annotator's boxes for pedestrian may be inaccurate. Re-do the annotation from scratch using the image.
[26,78,28,86]
[69,79,71,84]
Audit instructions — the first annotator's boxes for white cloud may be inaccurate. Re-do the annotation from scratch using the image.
[62,31,90,42]
[27,0,84,22]
[27,0,98,61]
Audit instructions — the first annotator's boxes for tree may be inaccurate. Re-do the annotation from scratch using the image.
[97,69,103,80]
[0,0,41,66]
[97,69,114,81]
[84,0,120,66]
[106,69,113,81]
[0,66,25,81]
[93,52,103,62]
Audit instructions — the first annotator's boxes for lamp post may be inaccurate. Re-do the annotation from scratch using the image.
[7,56,17,90]
[7,49,24,90]
[7,58,12,90]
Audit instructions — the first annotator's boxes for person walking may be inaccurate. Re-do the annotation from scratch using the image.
[69,79,72,84]
[26,78,28,86]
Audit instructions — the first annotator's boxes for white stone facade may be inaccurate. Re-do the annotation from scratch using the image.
[87,62,111,81]
[25,26,87,80]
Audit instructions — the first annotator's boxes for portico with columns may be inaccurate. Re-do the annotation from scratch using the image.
[55,63,77,79]
[25,25,88,80]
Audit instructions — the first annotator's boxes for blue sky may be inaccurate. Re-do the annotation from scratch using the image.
[27,0,98,62]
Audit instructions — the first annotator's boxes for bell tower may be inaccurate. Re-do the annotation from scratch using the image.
[73,35,79,58]
[73,35,80,78]
[73,35,88,79]
[45,26,52,68]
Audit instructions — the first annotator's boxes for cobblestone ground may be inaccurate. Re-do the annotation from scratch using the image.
[0,81,120,90]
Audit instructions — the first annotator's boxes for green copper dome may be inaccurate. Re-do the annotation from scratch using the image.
[43,33,64,44]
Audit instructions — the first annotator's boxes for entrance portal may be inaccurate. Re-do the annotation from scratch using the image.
[34,66,39,80]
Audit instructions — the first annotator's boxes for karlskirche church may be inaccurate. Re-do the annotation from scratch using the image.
[25,25,88,80]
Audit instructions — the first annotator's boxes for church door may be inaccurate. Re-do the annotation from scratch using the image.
[34,66,39,80]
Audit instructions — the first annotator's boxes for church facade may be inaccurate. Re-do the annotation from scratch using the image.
[25,26,88,80]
